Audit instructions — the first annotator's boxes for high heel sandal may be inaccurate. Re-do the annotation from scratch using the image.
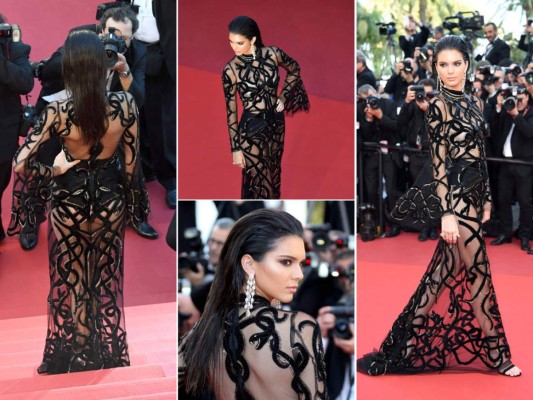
[497,360,521,377]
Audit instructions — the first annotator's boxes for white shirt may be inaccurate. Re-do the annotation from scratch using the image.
[503,123,515,157]
[133,0,160,44]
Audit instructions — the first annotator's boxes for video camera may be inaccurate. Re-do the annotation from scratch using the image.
[500,86,527,110]
[329,305,354,339]
[376,21,397,36]
[101,27,127,68]
[96,0,139,20]
[178,227,208,273]
[443,11,484,33]
[0,23,21,42]
[357,95,380,110]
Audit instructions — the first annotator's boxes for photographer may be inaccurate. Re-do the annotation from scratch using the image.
[0,14,33,242]
[397,79,438,241]
[316,251,354,400]
[356,50,376,90]
[518,19,533,67]
[414,45,434,79]
[358,84,402,237]
[10,5,158,250]
[479,23,510,65]
[384,58,422,107]
[490,86,533,252]
[398,14,430,59]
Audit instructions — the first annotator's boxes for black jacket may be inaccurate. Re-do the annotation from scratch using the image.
[357,97,400,145]
[492,105,533,162]
[484,38,511,66]
[399,26,430,59]
[518,34,533,65]
[153,0,176,82]
[397,101,430,150]
[357,66,376,90]
[0,38,34,162]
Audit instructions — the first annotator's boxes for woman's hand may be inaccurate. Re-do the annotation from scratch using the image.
[440,214,460,245]
[276,99,284,112]
[232,150,246,169]
[53,150,80,176]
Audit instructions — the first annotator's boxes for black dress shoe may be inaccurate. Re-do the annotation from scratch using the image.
[133,221,159,240]
[490,234,512,246]
[429,227,439,240]
[166,189,176,209]
[20,231,38,250]
[0,223,5,242]
[521,237,531,251]
[418,228,429,242]
[384,226,400,238]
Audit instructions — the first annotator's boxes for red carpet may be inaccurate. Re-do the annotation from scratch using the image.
[357,233,533,399]
[178,0,354,199]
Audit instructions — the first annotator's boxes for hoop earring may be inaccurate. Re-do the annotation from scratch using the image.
[244,272,256,316]
[252,44,256,60]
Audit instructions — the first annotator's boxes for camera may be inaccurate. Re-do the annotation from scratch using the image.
[417,47,430,64]
[409,85,426,101]
[96,0,139,20]
[18,101,38,138]
[30,59,48,81]
[501,86,527,110]
[376,21,397,36]
[178,227,208,273]
[358,203,377,242]
[525,71,533,84]
[307,224,353,252]
[503,66,522,76]
[101,27,127,68]
[0,23,21,42]
[329,305,354,339]
[357,95,380,110]
[478,65,499,86]
[443,11,484,33]
[401,59,413,73]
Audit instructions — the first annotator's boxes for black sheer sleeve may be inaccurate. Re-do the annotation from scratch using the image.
[272,47,310,115]
[222,63,240,152]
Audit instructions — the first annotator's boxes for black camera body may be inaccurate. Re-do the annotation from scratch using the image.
[501,86,519,110]
[329,305,354,339]
[443,11,484,33]
[402,59,413,73]
[525,71,533,85]
[357,95,380,110]
[96,0,139,20]
[503,66,522,77]
[409,85,426,101]
[417,47,430,64]
[101,27,127,68]
[478,65,499,86]
[376,22,397,36]
[178,227,208,273]
[0,23,21,43]
[358,203,377,242]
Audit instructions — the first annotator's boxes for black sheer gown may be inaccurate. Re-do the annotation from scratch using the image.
[178,295,328,399]
[222,46,309,199]
[12,92,141,374]
[358,87,514,375]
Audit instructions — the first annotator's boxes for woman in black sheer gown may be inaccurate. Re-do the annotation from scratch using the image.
[222,16,310,199]
[12,30,141,374]
[358,36,521,377]
[179,209,328,399]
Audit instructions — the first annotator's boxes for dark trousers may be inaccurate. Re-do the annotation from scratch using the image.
[142,65,176,192]
[363,152,399,219]
[498,163,533,238]
[0,160,13,228]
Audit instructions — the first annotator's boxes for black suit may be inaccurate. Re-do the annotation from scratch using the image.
[492,105,533,239]
[484,38,510,66]
[399,26,430,59]
[518,34,533,66]
[0,38,33,230]
[357,66,376,90]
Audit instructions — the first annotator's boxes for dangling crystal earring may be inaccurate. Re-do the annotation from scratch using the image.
[244,272,255,316]
[275,299,281,310]
[462,71,467,91]
[437,75,442,92]
[252,44,256,60]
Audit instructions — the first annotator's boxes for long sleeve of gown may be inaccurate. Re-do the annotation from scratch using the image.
[426,99,454,216]
[222,64,240,152]
[273,47,310,115]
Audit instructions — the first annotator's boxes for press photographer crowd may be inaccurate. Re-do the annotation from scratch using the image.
[0,0,176,249]
[357,11,533,254]
[177,201,355,400]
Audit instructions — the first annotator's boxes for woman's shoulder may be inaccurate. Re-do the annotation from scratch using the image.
[107,91,133,102]
[275,309,319,331]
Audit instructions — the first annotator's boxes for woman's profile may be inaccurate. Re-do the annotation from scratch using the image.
[12,30,140,374]
[222,16,309,199]
[358,35,521,377]
[178,208,327,399]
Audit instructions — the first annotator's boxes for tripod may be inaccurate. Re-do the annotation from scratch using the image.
[379,34,399,80]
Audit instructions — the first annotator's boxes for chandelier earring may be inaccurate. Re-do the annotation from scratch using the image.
[244,272,256,316]
[462,70,467,90]
[252,43,256,60]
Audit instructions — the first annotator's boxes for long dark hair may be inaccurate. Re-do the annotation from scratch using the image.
[62,30,108,146]
[228,16,264,48]
[182,208,304,395]
[432,35,470,79]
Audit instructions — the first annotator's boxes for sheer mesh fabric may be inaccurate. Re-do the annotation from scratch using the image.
[222,46,309,199]
[12,92,139,373]
[358,91,512,375]
[179,296,328,399]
